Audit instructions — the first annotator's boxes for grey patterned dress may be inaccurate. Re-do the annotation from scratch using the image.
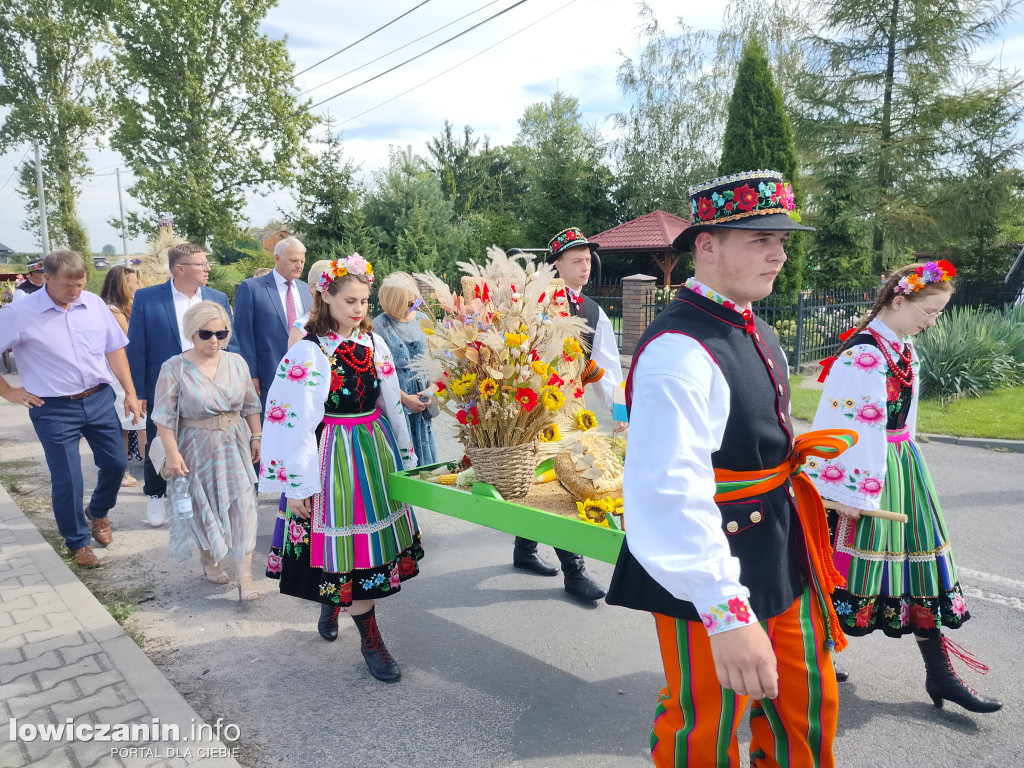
[152,353,261,564]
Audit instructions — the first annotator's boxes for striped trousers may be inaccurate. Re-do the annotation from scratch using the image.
[652,586,838,768]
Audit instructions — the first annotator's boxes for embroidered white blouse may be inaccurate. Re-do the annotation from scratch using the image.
[624,279,759,635]
[807,317,919,511]
[257,330,416,500]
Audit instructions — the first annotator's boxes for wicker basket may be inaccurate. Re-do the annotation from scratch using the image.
[466,441,539,501]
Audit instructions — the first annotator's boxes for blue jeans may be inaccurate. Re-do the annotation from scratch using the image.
[28,385,127,549]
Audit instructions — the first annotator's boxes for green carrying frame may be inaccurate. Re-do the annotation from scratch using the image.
[387,462,625,564]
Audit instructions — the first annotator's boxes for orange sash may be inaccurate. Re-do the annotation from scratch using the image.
[713,430,858,652]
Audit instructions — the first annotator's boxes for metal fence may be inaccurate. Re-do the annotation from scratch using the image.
[642,286,878,370]
[588,276,624,348]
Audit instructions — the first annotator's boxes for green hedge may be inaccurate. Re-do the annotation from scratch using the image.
[916,304,1024,400]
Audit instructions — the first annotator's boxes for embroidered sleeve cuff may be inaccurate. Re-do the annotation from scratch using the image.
[699,597,758,636]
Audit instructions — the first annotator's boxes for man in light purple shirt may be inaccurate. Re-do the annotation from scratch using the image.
[0,250,143,567]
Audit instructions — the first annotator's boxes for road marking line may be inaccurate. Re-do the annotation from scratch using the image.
[959,567,1024,593]
[962,586,1024,613]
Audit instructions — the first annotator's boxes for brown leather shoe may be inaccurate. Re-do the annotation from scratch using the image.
[90,515,113,547]
[71,546,100,567]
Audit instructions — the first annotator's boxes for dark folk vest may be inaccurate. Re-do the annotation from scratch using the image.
[17,280,42,295]
[605,291,804,622]
[568,292,600,359]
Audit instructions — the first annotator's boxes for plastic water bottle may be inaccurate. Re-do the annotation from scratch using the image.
[169,476,193,521]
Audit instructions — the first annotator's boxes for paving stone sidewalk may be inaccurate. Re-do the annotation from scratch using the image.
[0,485,241,768]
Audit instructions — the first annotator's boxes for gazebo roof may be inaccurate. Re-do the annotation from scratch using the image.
[591,210,690,253]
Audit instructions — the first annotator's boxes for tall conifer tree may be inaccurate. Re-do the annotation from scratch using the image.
[718,39,804,297]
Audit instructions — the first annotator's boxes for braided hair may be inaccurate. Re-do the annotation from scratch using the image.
[854,263,955,334]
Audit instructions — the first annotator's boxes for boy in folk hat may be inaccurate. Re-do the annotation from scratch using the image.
[607,171,853,767]
[510,227,624,600]
[12,262,45,302]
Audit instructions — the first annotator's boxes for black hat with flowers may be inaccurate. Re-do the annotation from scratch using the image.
[673,169,814,251]
[27,261,43,273]
[546,227,599,264]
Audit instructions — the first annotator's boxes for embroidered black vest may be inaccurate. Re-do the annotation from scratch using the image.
[605,290,804,622]
[568,292,601,359]
[17,280,42,295]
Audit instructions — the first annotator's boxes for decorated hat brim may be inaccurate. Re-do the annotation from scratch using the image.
[673,213,814,251]
[546,240,600,263]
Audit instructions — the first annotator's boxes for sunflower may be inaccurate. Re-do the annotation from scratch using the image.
[575,409,598,431]
[540,423,562,443]
[576,499,611,527]
[450,373,478,397]
[504,332,528,347]
[531,360,549,377]
[540,386,566,411]
[478,377,499,399]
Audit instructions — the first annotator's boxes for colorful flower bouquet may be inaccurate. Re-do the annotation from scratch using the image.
[413,247,592,499]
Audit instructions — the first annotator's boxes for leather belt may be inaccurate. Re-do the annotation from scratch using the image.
[58,385,106,400]
[178,411,241,431]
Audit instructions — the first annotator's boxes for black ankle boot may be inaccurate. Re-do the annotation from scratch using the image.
[513,537,559,576]
[918,635,1002,713]
[555,549,606,601]
[352,607,401,683]
[318,603,341,641]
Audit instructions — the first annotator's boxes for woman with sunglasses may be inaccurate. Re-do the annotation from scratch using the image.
[151,301,264,601]
[372,271,437,467]
[808,261,1001,713]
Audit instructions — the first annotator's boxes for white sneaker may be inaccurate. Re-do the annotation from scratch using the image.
[146,495,166,527]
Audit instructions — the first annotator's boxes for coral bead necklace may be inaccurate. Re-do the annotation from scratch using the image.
[336,340,374,373]
[868,328,914,388]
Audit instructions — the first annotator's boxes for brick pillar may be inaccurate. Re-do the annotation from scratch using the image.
[620,274,658,356]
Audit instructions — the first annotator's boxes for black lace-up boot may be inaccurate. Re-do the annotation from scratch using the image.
[318,603,341,641]
[918,635,1002,713]
[352,607,401,683]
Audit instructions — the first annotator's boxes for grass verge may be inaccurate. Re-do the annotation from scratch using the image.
[790,376,1024,440]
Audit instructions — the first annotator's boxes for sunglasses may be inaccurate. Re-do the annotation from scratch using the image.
[197,329,230,340]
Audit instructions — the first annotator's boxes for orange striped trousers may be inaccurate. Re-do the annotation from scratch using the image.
[652,587,838,768]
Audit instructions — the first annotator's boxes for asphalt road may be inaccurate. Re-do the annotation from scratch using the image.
[1,381,1021,767]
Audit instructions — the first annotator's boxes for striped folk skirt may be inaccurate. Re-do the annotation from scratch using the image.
[273,409,423,606]
[830,427,968,638]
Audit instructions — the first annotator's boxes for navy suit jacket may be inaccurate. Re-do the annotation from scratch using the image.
[127,280,239,408]
[233,271,312,410]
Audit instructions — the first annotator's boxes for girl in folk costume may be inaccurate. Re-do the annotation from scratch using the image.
[808,261,1001,713]
[259,255,423,683]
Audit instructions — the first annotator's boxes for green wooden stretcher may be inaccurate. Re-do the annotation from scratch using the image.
[386,461,625,565]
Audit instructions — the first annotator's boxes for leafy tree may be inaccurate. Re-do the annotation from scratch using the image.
[210,233,265,265]
[0,0,111,254]
[804,140,873,288]
[287,117,361,260]
[516,91,616,247]
[101,244,116,256]
[794,0,1018,273]
[109,0,315,244]
[363,146,464,274]
[718,38,804,295]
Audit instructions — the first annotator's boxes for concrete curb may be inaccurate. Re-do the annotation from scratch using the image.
[0,484,242,768]
[918,433,1024,453]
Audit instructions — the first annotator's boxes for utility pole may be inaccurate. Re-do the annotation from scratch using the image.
[33,140,50,258]
[116,168,129,257]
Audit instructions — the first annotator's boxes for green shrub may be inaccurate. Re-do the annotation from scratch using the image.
[208,264,244,304]
[916,305,1024,400]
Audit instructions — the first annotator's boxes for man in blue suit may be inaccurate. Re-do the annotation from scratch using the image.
[127,242,239,526]
[233,236,312,414]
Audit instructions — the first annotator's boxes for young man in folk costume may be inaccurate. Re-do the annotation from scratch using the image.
[510,227,624,601]
[606,171,856,768]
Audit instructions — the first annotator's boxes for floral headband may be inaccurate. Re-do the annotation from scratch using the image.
[893,260,955,295]
[316,253,374,293]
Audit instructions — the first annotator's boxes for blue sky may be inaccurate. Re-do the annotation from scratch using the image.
[0,0,1019,254]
